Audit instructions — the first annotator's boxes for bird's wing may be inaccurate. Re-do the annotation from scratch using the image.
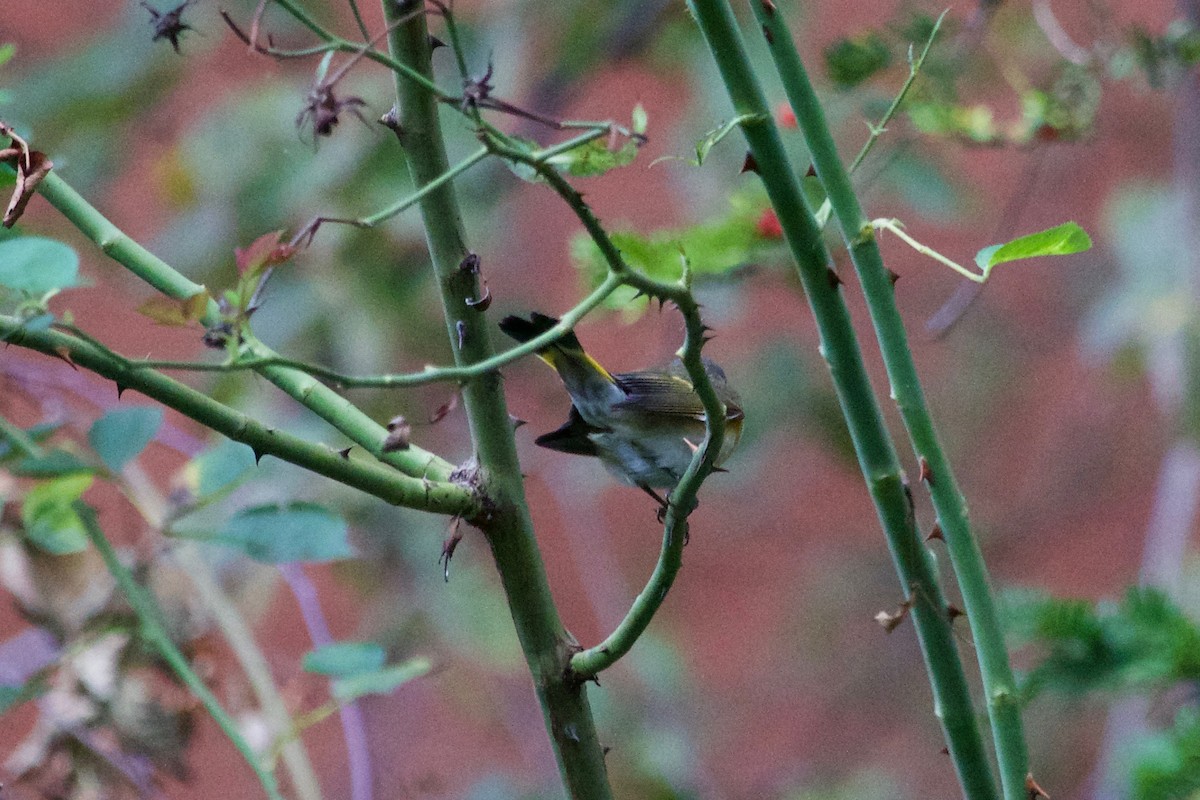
[533,406,608,456]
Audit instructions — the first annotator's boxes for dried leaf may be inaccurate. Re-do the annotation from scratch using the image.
[235,230,296,280]
[137,290,210,326]
[4,150,53,228]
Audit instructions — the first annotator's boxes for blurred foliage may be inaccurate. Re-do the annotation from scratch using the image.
[3,0,1200,797]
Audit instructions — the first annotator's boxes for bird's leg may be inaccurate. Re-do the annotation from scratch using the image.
[638,484,669,519]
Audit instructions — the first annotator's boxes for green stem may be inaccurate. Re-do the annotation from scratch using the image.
[0,317,479,517]
[686,2,999,798]
[33,169,456,482]
[478,135,730,679]
[383,5,613,798]
[357,146,489,227]
[752,3,1028,796]
[110,273,624,388]
[175,542,325,800]
[0,414,45,459]
[78,505,286,800]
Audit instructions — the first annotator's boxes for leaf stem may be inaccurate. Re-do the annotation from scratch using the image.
[751,3,1029,796]
[78,505,286,800]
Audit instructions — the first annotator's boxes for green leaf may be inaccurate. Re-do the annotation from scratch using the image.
[0,421,61,460]
[652,114,761,168]
[20,474,94,554]
[0,236,81,294]
[88,406,162,472]
[545,137,639,177]
[824,32,892,88]
[0,43,16,69]
[303,642,386,677]
[331,657,431,702]
[185,438,257,498]
[11,449,93,478]
[974,222,1092,278]
[631,104,648,136]
[0,678,46,715]
[217,502,352,563]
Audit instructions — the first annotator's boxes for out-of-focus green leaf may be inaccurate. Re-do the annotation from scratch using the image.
[20,474,94,554]
[11,450,93,477]
[824,32,892,88]
[0,43,16,69]
[331,657,431,702]
[0,421,61,461]
[303,642,387,677]
[216,502,352,563]
[0,237,80,294]
[545,137,639,177]
[183,439,257,499]
[974,222,1091,278]
[88,406,162,472]
[1129,707,1200,800]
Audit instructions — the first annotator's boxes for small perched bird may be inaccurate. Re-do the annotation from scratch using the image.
[499,312,744,509]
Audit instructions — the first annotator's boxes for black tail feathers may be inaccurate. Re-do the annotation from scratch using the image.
[498,312,582,350]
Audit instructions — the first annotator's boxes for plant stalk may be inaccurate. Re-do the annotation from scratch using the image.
[382,4,613,797]
[750,3,1029,796]
[686,1,999,797]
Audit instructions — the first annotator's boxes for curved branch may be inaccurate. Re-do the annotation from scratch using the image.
[1,318,480,517]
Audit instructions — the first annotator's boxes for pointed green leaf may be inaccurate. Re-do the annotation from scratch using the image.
[89,406,162,472]
[12,449,93,477]
[975,222,1092,277]
[0,236,81,294]
[20,474,94,554]
[331,658,431,702]
[184,439,257,499]
[303,642,386,677]
[217,502,352,563]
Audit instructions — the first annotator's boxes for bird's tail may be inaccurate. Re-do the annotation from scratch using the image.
[498,313,621,406]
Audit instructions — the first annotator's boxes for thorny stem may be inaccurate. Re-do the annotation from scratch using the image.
[29,170,456,483]
[382,4,614,798]
[78,505,287,800]
[687,1,999,798]
[751,2,1028,797]
[478,137,730,678]
[0,317,480,517]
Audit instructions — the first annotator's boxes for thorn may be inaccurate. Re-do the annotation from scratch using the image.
[428,392,459,424]
[379,105,402,134]
[886,268,901,286]
[875,597,912,633]
[383,415,412,452]
[940,746,949,756]
[925,522,944,542]
[52,346,79,371]
[805,163,816,177]
[826,267,842,289]
[1026,773,1050,799]
[946,603,964,621]
[252,448,265,465]
[428,34,446,50]
[762,24,774,45]
[456,320,467,349]
[465,285,492,311]
[740,152,759,174]
[761,0,777,15]
[711,466,729,473]
[116,383,127,399]
[682,437,700,453]
[918,457,934,485]
[701,334,715,347]
[439,517,463,582]
[510,415,527,430]
[337,446,352,460]
[459,252,481,274]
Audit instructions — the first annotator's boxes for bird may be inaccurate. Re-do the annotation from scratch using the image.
[498,312,744,510]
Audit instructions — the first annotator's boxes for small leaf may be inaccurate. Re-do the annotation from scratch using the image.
[545,138,639,177]
[89,406,162,472]
[20,474,94,554]
[975,222,1092,277]
[183,439,257,499]
[235,230,296,281]
[137,290,210,326]
[825,31,893,88]
[0,236,80,294]
[217,502,352,563]
[331,658,431,702]
[304,642,387,677]
[0,43,16,69]
[690,114,760,167]
[631,103,648,136]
